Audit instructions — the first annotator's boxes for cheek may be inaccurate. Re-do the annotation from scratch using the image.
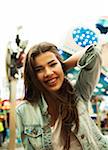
[61,70,65,81]
[57,65,65,79]
[36,73,46,88]
[36,72,43,81]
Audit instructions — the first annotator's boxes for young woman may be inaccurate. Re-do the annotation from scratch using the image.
[16,42,108,150]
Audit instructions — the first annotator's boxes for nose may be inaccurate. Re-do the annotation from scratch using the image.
[44,67,53,77]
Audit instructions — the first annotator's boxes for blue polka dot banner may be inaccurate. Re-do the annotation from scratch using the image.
[72,27,98,47]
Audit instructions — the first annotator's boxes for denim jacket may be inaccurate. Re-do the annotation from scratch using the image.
[16,45,108,150]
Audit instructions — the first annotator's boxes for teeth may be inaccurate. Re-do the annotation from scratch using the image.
[47,78,56,85]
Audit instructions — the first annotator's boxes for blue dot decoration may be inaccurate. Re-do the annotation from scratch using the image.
[72,27,98,47]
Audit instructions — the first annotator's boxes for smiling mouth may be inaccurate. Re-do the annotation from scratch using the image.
[45,78,57,86]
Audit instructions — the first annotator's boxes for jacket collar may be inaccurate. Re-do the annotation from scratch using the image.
[38,94,48,115]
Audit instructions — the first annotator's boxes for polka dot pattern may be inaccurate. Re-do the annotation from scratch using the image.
[72,27,98,47]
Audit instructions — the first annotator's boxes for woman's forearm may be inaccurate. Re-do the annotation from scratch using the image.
[64,48,86,71]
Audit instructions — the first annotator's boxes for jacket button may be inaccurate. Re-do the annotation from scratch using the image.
[81,134,85,139]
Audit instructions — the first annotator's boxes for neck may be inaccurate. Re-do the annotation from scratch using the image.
[44,94,59,126]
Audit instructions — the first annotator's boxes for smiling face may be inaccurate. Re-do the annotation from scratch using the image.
[34,51,64,92]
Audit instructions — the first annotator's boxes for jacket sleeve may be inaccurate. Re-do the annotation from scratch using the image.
[16,104,38,150]
[16,108,24,139]
[75,44,102,102]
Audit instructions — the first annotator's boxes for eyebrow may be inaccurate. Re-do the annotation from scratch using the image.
[34,59,56,70]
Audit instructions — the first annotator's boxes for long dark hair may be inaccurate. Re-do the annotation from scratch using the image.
[23,42,79,149]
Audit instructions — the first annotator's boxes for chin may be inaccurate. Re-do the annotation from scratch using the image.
[48,85,62,92]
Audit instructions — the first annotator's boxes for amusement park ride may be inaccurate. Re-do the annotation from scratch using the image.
[6,26,28,149]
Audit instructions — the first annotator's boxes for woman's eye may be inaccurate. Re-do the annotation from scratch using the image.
[50,63,57,67]
[34,68,44,72]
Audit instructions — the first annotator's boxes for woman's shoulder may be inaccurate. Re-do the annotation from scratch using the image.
[16,100,39,114]
[16,100,30,110]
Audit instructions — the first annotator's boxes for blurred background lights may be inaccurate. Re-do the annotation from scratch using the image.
[101,88,105,92]
[106,91,108,95]
[97,83,103,88]
[94,88,99,93]
[74,67,80,71]
[104,76,108,83]
[58,49,63,55]
[67,73,74,79]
